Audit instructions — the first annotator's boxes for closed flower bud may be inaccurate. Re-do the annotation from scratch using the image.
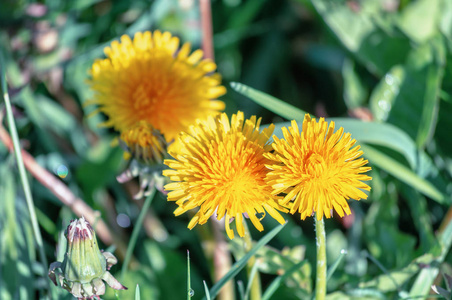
[49,217,127,299]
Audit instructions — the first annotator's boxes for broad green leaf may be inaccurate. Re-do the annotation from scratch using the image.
[342,58,367,109]
[434,51,452,157]
[226,0,266,29]
[311,0,412,75]
[401,186,438,255]
[0,165,34,300]
[439,0,452,38]
[202,222,287,300]
[397,0,440,43]
[370,38,445,149]
[369,65,405,122]
[230,82,307,121]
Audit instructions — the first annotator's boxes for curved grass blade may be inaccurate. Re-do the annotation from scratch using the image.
[409,211,452,298]
[262,260,307,300]
[202,222,287,300]
[327,249,347,282]
[135,284,140,300]
[361,145,445,203]
[0,53,49,293]
[244,262,260,300]
[330,118,419,170]
[121,188,156,280]
[230,82,307,121]
[203,281,211,300]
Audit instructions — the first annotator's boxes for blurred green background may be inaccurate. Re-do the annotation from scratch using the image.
[1,0,452,299]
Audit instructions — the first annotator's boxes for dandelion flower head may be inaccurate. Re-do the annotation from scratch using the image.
[87,30,226,143]
[265,114,371,220]
[163,111,287,239]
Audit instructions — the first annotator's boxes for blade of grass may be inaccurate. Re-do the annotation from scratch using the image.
[262,260,307,300]
[203,281,211,300]
[361,144,446,204]
[120,188,156,280]
[135,284,140,300]
[230,82,307,121]
[409,207,452,298]
[238,280,246,300]
[364,251,400,292]
[327,249,347,282]
[187,250,192,300]
[202,222,287,300]
[244,262,260,300]
[0,54,49,293]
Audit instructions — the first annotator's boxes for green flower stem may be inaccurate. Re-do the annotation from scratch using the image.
[243,221,261,300]
[315,215,327,300]
[211,219,235,300]
[1,73,49,292]
[121,188,156,280]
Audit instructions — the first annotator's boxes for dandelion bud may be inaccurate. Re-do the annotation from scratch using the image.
[49,217,127,299]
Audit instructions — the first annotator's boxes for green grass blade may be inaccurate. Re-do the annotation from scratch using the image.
[230,82,307,121]
[244,262,260,300]
[361,144,446,204]
[329,119,419,170]
[187,250,192,300]
[203,281,211,300]
[0,53,49,293]
[121,188,156,280]
[262,260,307,300]
[135,284,140,300]
[409,214,452,298]
[238,280,246,300]
[202,222,287,300]
[326,249,347,282]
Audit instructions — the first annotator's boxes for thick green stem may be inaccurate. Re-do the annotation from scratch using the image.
[315,215,327,300]
[243,221,261,300]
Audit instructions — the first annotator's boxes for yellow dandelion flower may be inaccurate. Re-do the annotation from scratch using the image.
[119,121,167,164]
[265,114,372,221]
[86,30,226,142]
[163,111,287,239]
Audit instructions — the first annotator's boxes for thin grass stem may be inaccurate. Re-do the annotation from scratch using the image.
[121,188,156,279]
[243,221,261,300]
[0,70,50,294]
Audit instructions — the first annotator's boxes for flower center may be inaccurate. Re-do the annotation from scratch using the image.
[223,170,254,195]
[133,82,159,111]
[304,152,327,178]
